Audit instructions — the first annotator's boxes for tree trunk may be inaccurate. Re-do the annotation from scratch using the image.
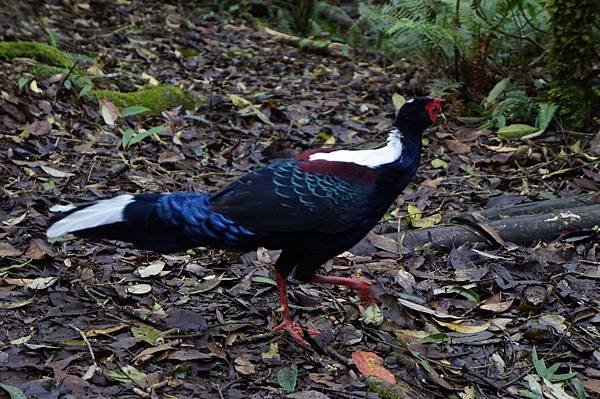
[545,0,598,130]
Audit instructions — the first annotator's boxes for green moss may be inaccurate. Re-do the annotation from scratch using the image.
[95,85,198,115]
[29,64,65,78]
[0,41,75,68]
[29,64,92,89]
[180,48,200,58]
[367,379,412,399]
[546,0,597,130]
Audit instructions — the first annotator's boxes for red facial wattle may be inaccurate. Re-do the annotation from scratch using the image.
[425,98,444,123]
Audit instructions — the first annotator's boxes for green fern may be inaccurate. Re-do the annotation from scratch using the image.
[359,0,550,94]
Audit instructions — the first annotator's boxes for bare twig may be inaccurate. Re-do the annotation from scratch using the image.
[69,323,98,380]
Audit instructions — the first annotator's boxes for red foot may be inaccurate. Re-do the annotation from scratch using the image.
[274,271,320,348]
[274,319,320,347]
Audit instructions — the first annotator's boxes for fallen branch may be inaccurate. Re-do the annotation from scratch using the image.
[389,204,600,250]
[263,27,350,57]
[460,193,600,221]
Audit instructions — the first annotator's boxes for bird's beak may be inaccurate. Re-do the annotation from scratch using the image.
[438,112,446,123]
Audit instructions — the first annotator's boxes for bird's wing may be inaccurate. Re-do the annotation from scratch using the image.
[208,160,373,233]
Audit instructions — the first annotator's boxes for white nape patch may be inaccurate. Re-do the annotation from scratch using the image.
[49,204,77,213]
[46,194,134,238]
[308,129,403,168]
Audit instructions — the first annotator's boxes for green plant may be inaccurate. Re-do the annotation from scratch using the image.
[519,347,583,399]
[359,0,550,97]
[121,125,166,151]
[482,89,536,129]
[479,78,558,139]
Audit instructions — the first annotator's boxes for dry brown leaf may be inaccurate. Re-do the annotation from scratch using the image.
[167,350,213,361]
[85,323,130,337]
[398,298,462,319]
[2,212,27,226]
[368,232,399,253]
[479,293,514,313]
[352,351,396,384]
[0,243,22,257]
[234,355,256,375]
[99,98,119,126]
[40,165,74,178]
[132,343,173,365]
[25,238,53,259]
[445,139,470,154]
[435,319,491,334]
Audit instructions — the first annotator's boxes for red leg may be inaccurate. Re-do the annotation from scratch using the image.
[310,275,377,305]
[273,271,319,347]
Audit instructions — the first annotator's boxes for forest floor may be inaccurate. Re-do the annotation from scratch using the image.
[0,2,598,399]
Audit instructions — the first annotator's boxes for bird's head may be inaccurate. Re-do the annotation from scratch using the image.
[393,97,445,134]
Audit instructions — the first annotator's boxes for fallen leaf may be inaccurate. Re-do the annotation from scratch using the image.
[394,328,430,341]
[141,72,159,86]
[0,383,27,399]
[131,344,173,366]
[539,314,567,333]
[394,269,416,292]
[407,203,422,223]
[104,365,146,386]
[40,164,75,178]
[131,323,163,345]
[368,232,399,253]
[287,391,331,399]
[30,80,42,94]
[392,93,406,111]
[0,243,22,257]
[99,98,119,126]
[398,298,462,319]
[0,298,34,309]
[262,343,280,361]
[435,319,491,334]
[136,260,165,278]
[158,151,184,164]
[25,276,58,290]
[126,283,152,295]
[251,276,277,286]
[163,309,207,332]
[479,293,514,313]
[228,94,252,109]
[180,276,221,294]
[363,303,384,325]
[2,212,27,226]
[431,158,449,169]
[411,213,442,228]
[85,323,129,337]
[497,124,537,139]
[277,364,298,393]
[25,238,54,259]
[351,351,396,384]
[445,139,470,154]
[167,350,213,361]
[234,355,256,375]
[9,334,32,345]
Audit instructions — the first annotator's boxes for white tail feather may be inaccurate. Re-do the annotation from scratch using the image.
[46,195,134,238]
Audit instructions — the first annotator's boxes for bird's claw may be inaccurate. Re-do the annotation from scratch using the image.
[274,320,320,347]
